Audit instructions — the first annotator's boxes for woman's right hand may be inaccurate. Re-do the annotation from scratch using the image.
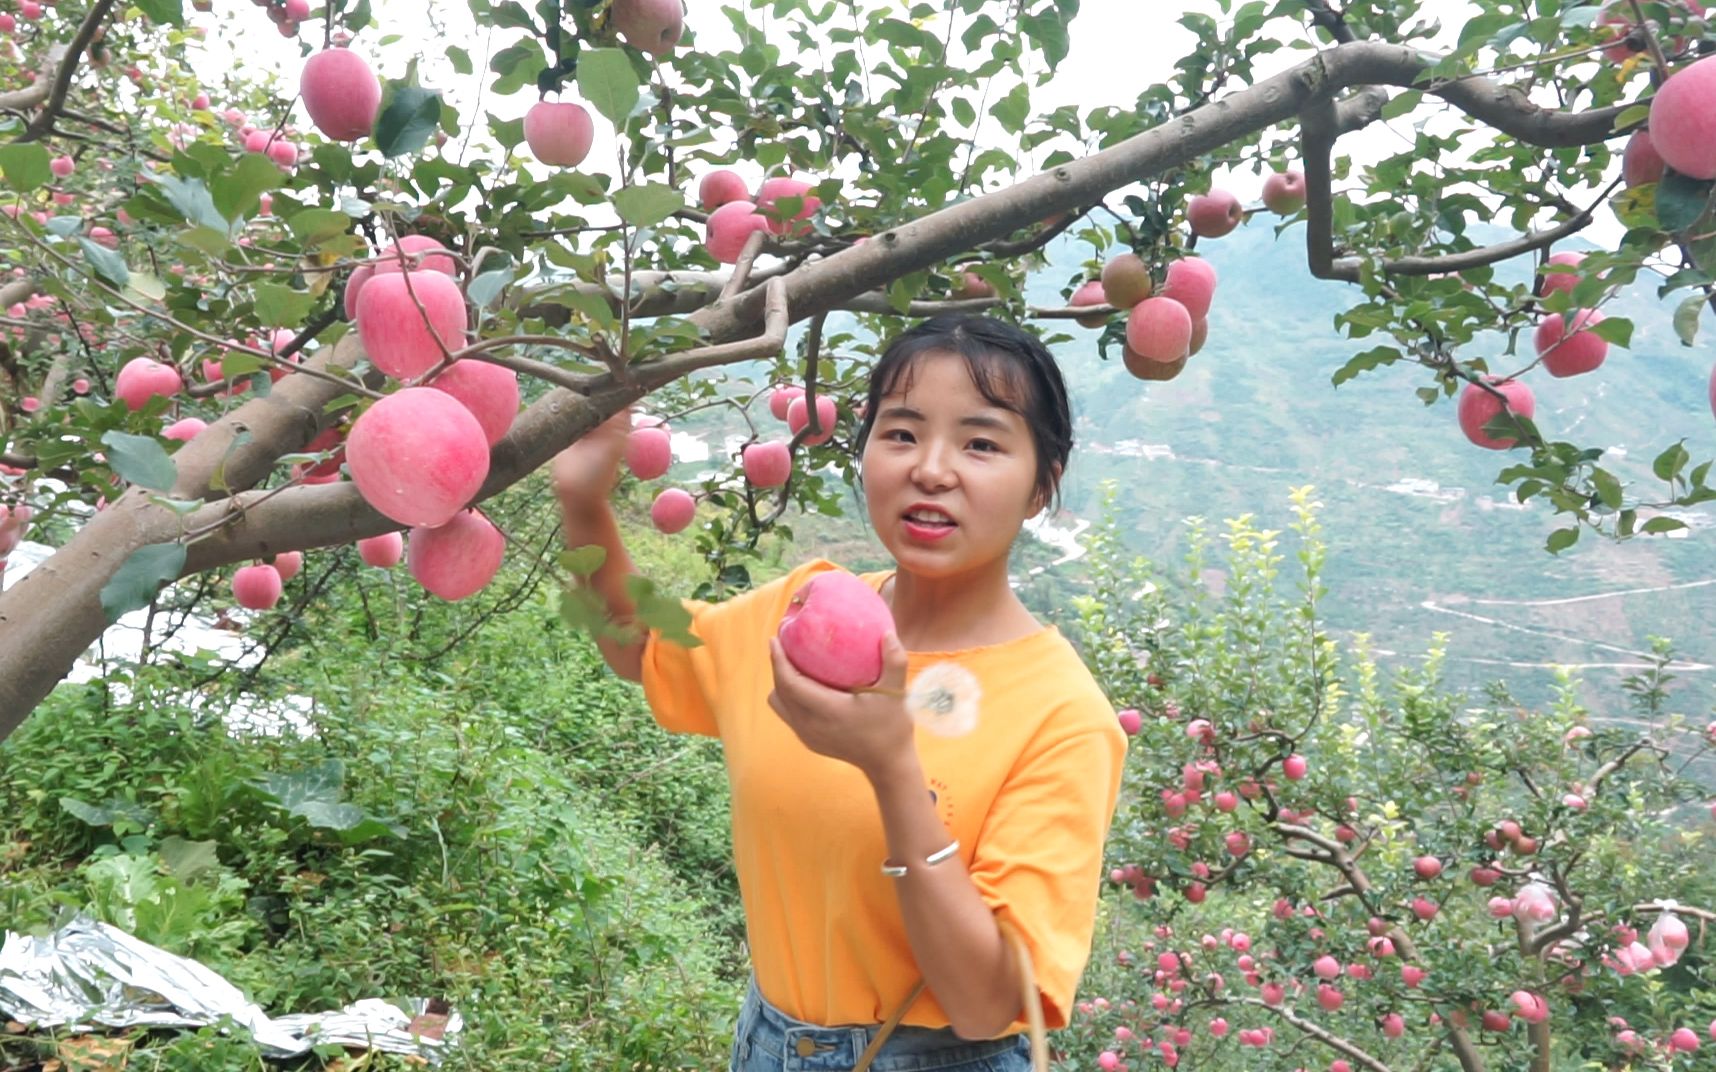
[551,406,632,508]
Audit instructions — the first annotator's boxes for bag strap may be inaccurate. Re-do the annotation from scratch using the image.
[853,919,1047,1072]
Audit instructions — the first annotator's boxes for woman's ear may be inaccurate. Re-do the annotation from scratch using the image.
[1031,462,1065,516]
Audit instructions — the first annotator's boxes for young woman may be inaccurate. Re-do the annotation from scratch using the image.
[553,315,1127,1072]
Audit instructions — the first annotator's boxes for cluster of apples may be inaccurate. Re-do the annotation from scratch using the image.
[699,171,825,262]
[1069,252,1219,383]
[249,0,313,38]
[229,532,404,611]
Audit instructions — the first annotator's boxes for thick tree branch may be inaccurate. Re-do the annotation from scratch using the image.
[0,45,67,112]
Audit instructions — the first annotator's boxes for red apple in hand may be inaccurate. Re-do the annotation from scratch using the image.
[776,570,896,689]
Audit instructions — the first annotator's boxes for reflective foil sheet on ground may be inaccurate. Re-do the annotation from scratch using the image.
[0,916,460,1060]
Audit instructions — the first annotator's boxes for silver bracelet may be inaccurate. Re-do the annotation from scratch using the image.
[881,839,960,878]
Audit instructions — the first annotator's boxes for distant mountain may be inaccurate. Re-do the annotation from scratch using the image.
[1025,220,1715,722]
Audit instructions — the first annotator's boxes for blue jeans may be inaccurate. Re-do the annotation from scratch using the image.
[729,973,1031,1072]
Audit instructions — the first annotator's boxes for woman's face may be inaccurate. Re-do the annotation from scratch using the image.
[860,351,1050,581]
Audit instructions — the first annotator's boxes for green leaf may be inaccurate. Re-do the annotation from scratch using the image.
[135,0,183,25]
[125,271,167,303]
[374,84,444,158]
[258,759,402,843]
[1656,170,1714,233]
[100,542,187,623]
[1652,441,1690,482]
[0,143,51,193]
[1587,316,1633,348]
[1610,103,1651,132]
[79,238,130,288]
[576,49,640,126]
[212,153,282,223]
[1591,467,1623,510]
[286,207,353,247]
[626,575,700,648]
[153,172,229,231]
[1672,293,1705,346]
[446,45,473,75]
[102,430,178,492]
[467,266,515,309]
[560,545,608,576]
[1641,516,1686,535]
[613,183,684,230]
[1380,90,1422,120]
[254,282,315,327]
[176,225,232,257]
[1331,346,1402,386]
[158,836,220,881]
[1545,526,1579,554]
[60,796,153,829]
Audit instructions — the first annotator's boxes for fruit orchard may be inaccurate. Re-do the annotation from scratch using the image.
[1,0,1715,1063]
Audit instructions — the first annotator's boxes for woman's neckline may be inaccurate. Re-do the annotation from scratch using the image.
[867,568,1056,657]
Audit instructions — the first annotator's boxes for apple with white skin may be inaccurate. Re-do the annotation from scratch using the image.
[1186,190,1243,238]
[1261,169,1305,214]
[523,101,595,168]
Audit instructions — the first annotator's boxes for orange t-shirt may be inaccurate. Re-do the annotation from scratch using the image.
[640,558,1128,1036]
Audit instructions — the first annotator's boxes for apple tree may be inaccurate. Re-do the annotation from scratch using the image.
[2,0,1716,733]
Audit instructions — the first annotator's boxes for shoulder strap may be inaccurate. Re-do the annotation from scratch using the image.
[853,920,1047,1072]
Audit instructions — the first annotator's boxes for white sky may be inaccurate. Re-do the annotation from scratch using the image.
[179,0,1626,247]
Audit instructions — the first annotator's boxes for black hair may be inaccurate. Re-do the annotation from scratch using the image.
[854,314,1074,514]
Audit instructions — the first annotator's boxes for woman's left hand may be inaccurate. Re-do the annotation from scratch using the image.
[767,632,916,782]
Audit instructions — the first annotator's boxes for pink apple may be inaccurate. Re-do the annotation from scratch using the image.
[1535,308,1608,377]
[429,359,519,446]
[1186,190,1243,238]
[1401,964,1427,987]
[49,154,73,178]
[358,531,404,568]
[163,417,207,442]
[1535,251,1586,297]
[609,0,683,57]
[1413,855,1444,880]
[755,176,821,236]
[373,235,458,276]
[1069,279,1111,328]
[1261,170,1305,214]
[270,550,303,583]
[650,487,697,533]
[1283,754,1308,780]
[1100,254,1153,308]
[243,129,271,154]
[267,139,299,168]
[300,48,381,141]
[409,509,504,600]
[1382,1013,1405,1038]
[705,200,771,263]
[345,387,491,528]
[1651,56,1716,180]
[115,357,183,410]
[1159,257,1217,320]
[788,394,838,445]
[523,100,595,168]
[769,385,804,421]
[1457,377,1536,450]
[625,426,673,480]
[1623,129,1666,188]
[1224,831,1250,856]
[776,569,895,689]
[1412,897,1439,921]
[1214,790,1237,812]
[1313,954,1341,979]
[699,168,749,210]
[233,564,283,610]
[742,440,792,487]
[356,270,468,379]
[1125,296,1193,363]
[1669,1027,1700,1052]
